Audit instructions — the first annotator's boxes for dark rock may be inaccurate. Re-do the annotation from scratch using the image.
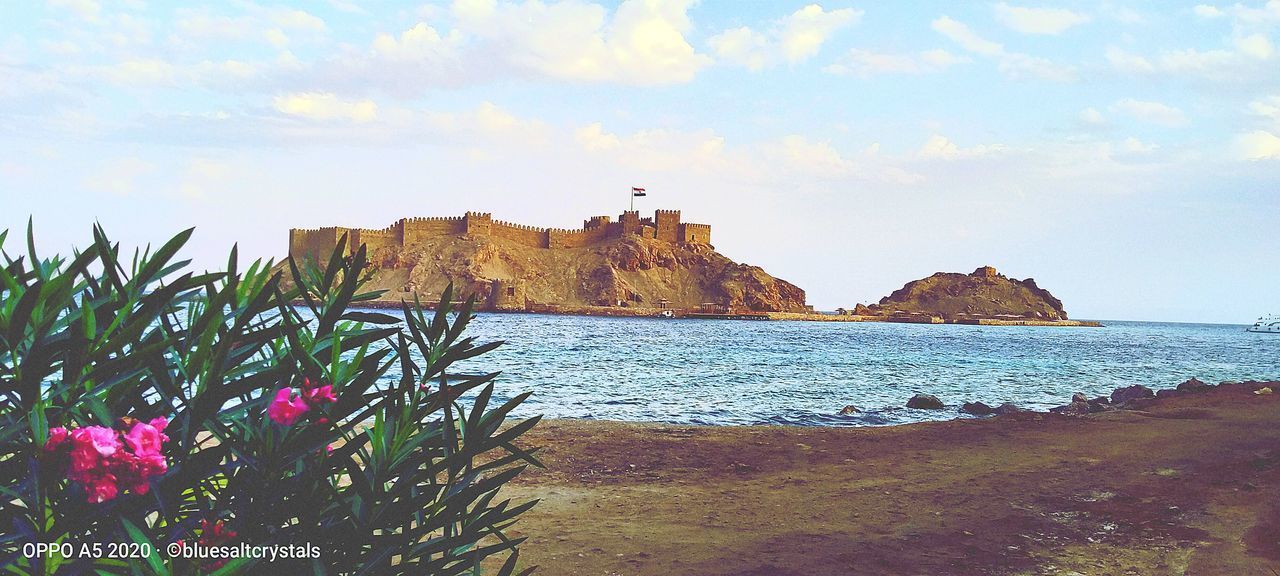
[1176,377,1211,393]
[1156,389,1178,399]
[961,401,995,416]
[1111,384,1154,405]
[906,394,945,410]
[1090,396,1109,405]
[994,403,1022,415]
[1050,401,1091,416]
[839,405,861,415]
[1071,392,1088,403]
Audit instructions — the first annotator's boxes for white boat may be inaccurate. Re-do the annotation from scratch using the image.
[1247,314,1280,333]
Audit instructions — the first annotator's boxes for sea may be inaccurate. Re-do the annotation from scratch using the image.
[398,314,1279,427]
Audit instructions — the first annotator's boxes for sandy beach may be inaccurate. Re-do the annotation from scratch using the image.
[498,382,1280,575]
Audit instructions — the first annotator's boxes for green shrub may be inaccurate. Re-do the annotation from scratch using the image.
[0,224,541,575]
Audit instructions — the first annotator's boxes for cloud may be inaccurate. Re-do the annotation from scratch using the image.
[1118,136,1157,154]
[574,122,731,173]
[709,4,861,71]
[1078,107,1106,126]
[1236,33,1275,60]
[993,3,1090,35]
[86,58,263,88]
[1112,98,1187,126]
[932,16,1075,81]
[450,0,710,85]
[1193,4,1224,18]
[918,134,1007,160]
[273,92,378,121]
[1104,30,1275,82]
[822,48,969,77]
[48,0,102,22]
[1249,95,1280,123]
[931,16,1003,56]
[1105,47,1155,73]
[1234,130,1280,159]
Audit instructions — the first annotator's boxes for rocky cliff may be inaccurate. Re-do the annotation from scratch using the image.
[862,266,1069,320]
[346,233,807,313]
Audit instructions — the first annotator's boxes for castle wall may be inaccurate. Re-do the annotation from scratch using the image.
[289,210,711,257]
[548,224,611,248]
[288,227,341,264]
[491,219,549,248]
[402,217,466,244]
[351,223,401,254]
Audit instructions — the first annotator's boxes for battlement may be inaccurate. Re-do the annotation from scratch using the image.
[288,209,711,261]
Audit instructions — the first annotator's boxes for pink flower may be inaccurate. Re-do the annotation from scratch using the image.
[81,471,119,503]
[267,388,309,426]
[68,426,121,474]
[301,384,337,407]
[44,427,70,452]
[124,419,168,458]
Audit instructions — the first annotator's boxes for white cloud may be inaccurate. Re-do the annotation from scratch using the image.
[709,4,861,70]
[273,92,378,122]
[932,16,1075,81]
[779,4,863,63]
[707,27,771,71]
[88,58,263,88]
[1105,47,1155,73]
[1234,130,1280,159]
[450,0,710,85]
[1104,31,1275,82]
[1194,4,1224,18]
[822,48,969,77]
[772,135,856,176]
[1112,98,1187,126]
[1119,136,1157,154]
[1236,33,1275,60]
[574,122,732,173]
[918,134,1007,159]
[1078,107,1106,126]
[48,0,102,22]
[993,3,1090,35]
[1249,95,1280,123]
[931,16,1003,56]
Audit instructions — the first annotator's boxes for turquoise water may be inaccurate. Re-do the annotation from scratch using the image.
[403,314,1279,426]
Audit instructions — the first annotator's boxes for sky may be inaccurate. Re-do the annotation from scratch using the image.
[1,0,1278,323]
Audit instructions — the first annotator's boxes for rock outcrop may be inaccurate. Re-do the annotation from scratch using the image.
[347,233,808,313]
[862,266,1070,320]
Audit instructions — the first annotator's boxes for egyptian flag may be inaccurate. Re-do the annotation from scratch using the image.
[631,187,647,197]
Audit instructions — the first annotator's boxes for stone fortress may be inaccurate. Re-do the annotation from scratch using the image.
[288,209,712,263]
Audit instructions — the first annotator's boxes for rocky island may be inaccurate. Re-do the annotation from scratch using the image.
[854,265,1095,325]
[287,210,809,315]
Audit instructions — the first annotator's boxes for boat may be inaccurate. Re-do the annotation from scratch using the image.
[1247,314,1280,333]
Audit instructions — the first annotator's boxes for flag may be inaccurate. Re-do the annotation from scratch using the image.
[631,187,647,197]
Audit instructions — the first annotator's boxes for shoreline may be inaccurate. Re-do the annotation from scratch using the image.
[497,380,1280,575]
[323,298,1104,327]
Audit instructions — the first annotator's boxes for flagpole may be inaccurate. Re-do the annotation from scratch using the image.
[630,186,634,212]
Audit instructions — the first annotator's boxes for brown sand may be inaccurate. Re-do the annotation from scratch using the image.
[497,384,1280,575]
